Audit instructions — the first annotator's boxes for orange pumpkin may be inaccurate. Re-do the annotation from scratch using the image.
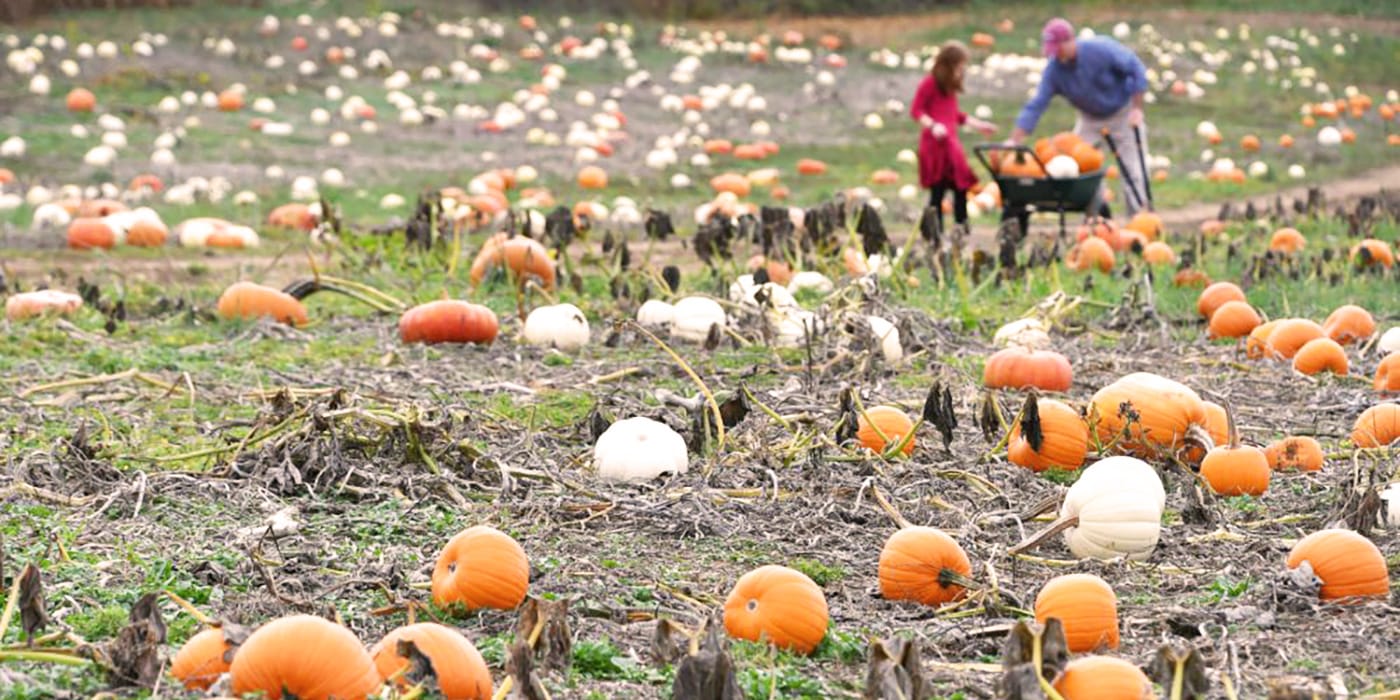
[126,219,169,247]
[217,282,309,326]
[1207,301,1261,340]
[1240,134,1261,152]
[127,173,164,193]
[66,87,96,112]
[1034,573,1119,652]
[230,615,381,700]
[468,234,556,290]
[1050,131,1083,155]
[870,169,900,185]
[710,172,752,197]
[1008,398,1088,471]
[1245,319,1282,360]
[1375,354,1400,393]
[1053,655,1154,699]
[0,167,13,185]
[1076,219,1121,250]
[1196,281,1246,319]
[1268,227,1306,254]
[1123,212,1162,241]
[1292,337,1348,376]
[1264,436,1324,472]
[399,300,499,345]
[268,203,318,231]
[67,217,119,249]
[1070,142,1104,174]
[1141,241,1175,266]
[5,290,83,321]
[703,139,734,155]
[370,623,493,699]
[1351,403,1400,447]
[732,144,766,160]
[1065,237,1115,273]
[170,627,238,690]
[1350,239,1396,268]
[1199,219,1226,237]
[878,527,971,607]
[1286,529,1391,600]
[1090,372,1207,457]
[1001,151,1045,178]
[1265,319,1325,359]
[1172,268,1211,288]
[217,89,245,112]
[983,347,1073,392]
[745,255,794,286]
[76,198,128,218]
[1279,134,1295,148]
[971,32,995,48]
[796,158,828,175]
[1321,304,1375,344]
[1200,404,1270,497]
[723,565,828,654]
[431,526,529,611]
[857,406,915,455]
[577,165,608,189]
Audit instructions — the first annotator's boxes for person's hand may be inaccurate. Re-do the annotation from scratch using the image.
[1128,107,1144,127]
[931,122,948,140]
[969,117,997,136]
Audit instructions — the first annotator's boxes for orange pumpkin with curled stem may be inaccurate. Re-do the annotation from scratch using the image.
[877,527,971,607]
[217,282,309,327]
[1053,655,1153,699]
[1034,573,1119,652]
[1292,337,1348,376]
[1200,401,1270,497]
[1321,304,1375,345]
[171,626,241,690]
[230,615,381,700]
[1207,301,1260,340]
[723,565,828,654]
[983,347,1073,392]
[1351,403,1400,447]
[431,526,529,611]
[1265,318,1325,359]
[1264,436,1324,472]
[857,405,914,455]
[1375,354,1400,393]
[399,300,498,345]
[1196,281,1245,319]
[1008,396,1087,471]
[370,623,493,699]
[1286,529,1390,601]
[468,234,556,290]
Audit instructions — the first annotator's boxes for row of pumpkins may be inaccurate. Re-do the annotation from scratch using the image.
[165,511,1391,700]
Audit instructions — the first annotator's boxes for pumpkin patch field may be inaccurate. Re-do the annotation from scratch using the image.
[1,2,1399,699]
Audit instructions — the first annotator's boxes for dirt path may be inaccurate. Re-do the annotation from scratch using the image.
[1156,163,1400,229]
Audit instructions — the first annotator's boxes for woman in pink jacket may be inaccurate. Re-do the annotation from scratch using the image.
[910,41,996,235]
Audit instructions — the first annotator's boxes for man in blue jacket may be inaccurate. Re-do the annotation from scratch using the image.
[1009,18,1151,216]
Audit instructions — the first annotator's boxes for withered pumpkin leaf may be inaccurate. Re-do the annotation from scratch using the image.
[18,564,47,643]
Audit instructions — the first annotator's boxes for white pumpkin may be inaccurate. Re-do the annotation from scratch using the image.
[522,303,590,351]
[593,417,688,483]
[1045,155,1080,179]
[729,275,797,310]
[1382,483,1400,528]
[994,317,1051,350]
[1316,126,1342,146]
[1377,327,1400,356]
[636,299,675,329]
[30,202,71,230]
[771,309,824,348]
[787,271,834,294]
[672,296,726,343]
[1060,456,1166,561]
[867,315,903,364]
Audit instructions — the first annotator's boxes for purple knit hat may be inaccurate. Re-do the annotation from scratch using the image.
[1042,18,1074,58]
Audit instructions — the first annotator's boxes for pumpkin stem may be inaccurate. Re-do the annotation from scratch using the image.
[937,567,982,592]
[163,589,215,626]
[630,321,727,455]
[1183,423,1216,457]
[1008,515,1080,556]
[281,278,404,313]
[1220,397,1241,450]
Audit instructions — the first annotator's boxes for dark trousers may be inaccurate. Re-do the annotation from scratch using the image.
[927,184,968,234]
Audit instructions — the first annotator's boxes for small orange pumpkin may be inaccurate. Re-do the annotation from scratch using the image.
[399,300,499,345]
[577,165,608,189]
[1123,212,1162,240]
[267,202,318,231]
[1053,655,1154,699]
[431,526,529,611]
[1000,151,1044,178]
[1264,436,1324,472]
[126,220,169,247]
[468,234,556,290]
[710,172,752,197]
[66,87,96,112]
[217,89,245,112]
[1279,134,1295,148]
[370,623,493,699]
[1240,134,1261,152]
[746,255,795,286]
[67,217,119,249]
[1350,239,1396,268]
[723,565,828,654]
[1245,319,1282,359]
[1065,237,1115,273]
[5,290,83,321]
[796,158,828,175]
[878,527,971,607]
[1351,403,1400,447]
[1008,398,1088,471]
[1265,319,1325,360]
[1140,241,1176,266]
[1321,304,1375,345]
[1207,301,1261,340]
[217,282,309,327]
[870,169,900,185]
[857,406,915,455]
[1172,268,1211,288]
[230,615,381,700]
[1034,573,1119,652]
[1196,281,1246,319]
[703,139,734,155]
[1268,227,1306,254]
[1375,354,1400,393]
[971,32,995,48]
[1070,142,1104,174]
[170,627,239,690]
[1200,403,1270,497]
[983,347,1073,392]
[1286,529,1391,600]
[1292,337,1349,376]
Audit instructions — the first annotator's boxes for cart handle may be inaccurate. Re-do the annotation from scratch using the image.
[972,143,1050,177]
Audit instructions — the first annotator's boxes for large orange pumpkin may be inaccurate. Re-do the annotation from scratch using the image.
[983,347,1073,392]
[1034,573,1119,652]
[230,615,381,700]
[1090,372,1207,457]
[1351,403,1400,447]
[468,234,556,290]
[126,220,169,247]
[217,282,309,327]
[1000,151,1044,178]
[1008,398,1088,471]
[170,627,238,690]
[431,526,529,611]
[1196,281,1246,319]
[1292,337,1348,376]
[877,527,971,607]
[1053,655,1153,699]
[1321,304,1375,345]
[1140,241,1176,266]
[1065,237,1115,273]
[1350,239,1395,268]
[67,217,119,249]
[1286,529,1391,600]
[856,405,915,455]
[723,565,828,654]
[1268,227,1306,254]
[1207,301,1261,340]
[399,300,499,345]
[1375,354,1400,393]
[1265,319,1325,359]
[370,623,493,699]
[1070,142,1104,174]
